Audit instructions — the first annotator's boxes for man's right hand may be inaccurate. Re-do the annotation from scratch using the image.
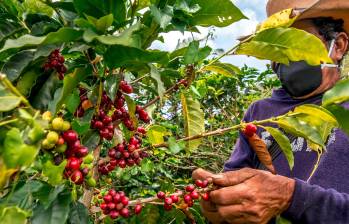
[192,168,225,224]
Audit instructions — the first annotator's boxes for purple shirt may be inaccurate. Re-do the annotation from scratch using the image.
[224,88,349,223]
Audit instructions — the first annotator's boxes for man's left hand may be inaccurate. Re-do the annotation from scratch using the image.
[209,168,295,224]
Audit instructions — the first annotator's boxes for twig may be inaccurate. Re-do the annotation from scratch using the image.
[128,187,214,206]
[135,112,294,153]
[130,74,150,84]
[181,208,196,224]
[143,82,181,109]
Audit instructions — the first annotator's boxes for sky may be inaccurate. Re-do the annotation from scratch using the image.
[150,0,269,70]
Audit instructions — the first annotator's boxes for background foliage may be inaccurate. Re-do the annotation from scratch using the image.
[0,0,348,224]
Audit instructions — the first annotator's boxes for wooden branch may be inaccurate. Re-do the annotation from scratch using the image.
[143,82,182,109]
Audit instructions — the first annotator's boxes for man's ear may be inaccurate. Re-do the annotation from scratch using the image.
[333,32,349,62]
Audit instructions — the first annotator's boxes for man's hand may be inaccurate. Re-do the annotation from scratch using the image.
[192,168,295,224]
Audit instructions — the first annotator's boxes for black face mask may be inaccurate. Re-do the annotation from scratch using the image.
[275,61,323,98]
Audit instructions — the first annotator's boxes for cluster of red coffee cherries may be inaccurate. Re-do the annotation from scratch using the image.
[43,49,67,80]
[98,129,148,174]
[90,79,151,140]
[75,87,93,118]
[91,109,115,140]
[157,180,210,211]
[99,189,142,219]
[243,123,257,137]
[62,130,93,185]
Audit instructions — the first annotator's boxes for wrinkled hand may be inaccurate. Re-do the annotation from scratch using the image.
[192,168,295,224]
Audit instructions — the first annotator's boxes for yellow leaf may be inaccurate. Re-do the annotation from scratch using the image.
[257,8,300,32]
[0,160,17,190]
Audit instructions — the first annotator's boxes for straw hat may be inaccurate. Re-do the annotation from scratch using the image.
[266,0,349,33]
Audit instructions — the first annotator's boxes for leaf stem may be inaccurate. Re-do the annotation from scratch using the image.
[143,81,182,109]
[307,150,322,182]
[0,118,19,127]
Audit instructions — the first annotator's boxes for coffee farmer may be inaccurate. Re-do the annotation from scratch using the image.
[193,0,349,223]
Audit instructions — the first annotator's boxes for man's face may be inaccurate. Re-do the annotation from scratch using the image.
[274,19,346,99]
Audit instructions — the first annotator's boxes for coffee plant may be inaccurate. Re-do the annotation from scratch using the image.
[1,1,349,224]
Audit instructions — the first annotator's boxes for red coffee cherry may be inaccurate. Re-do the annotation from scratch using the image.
[70,170,84,185]
[244,123,257,137]
[134,204,142,214]
[185,185,195,192]
[157,191,166,199]
[201,192,210,201]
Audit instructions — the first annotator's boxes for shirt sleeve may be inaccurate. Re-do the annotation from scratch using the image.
[282,178,349,223]
[223,104,256,171]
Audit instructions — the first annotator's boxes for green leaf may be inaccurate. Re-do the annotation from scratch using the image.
[276,216,292,224]
[147,125,170,145]
[3,180,44,209]
[141,159,154,173]
[81,130,100,150]
[55,68,86,113]
[294,104,338,127]
[275,116,325,149]
[65,89,80,114]
[257,8,299,32]
[42,28,83,45]
[1,28,83,53]
[3,128,40,168]
[0,35,45,53]
[235,27,332,66]
[73,0,126,26]
[42,160,67,186]
[189,0,246,27]
[149,64,166,101]
[104,74,121,100]
[263,126,294,170]
[184,41,212,65]
[33,184,66,209]
[32,73,60,111]
[15,69,39,97]
[124,94,138,128]
[47,2,76,13]
[0,206,29,224]
[181,92,205,151]
[95,14,114,33]
[323,79,349,106]
[168,137,184,154]
[23,0,54,17]
[0,82,21,112]
[31,189,72,224]
[68,202,89,224]
[150,5,173,29]
[203,62,240,77]
[1,50,35,82]
[71,119,90,135]
[71,109,94,135]
[290,105,338,147]
[326,105,349,137]
[105,45,169,68]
